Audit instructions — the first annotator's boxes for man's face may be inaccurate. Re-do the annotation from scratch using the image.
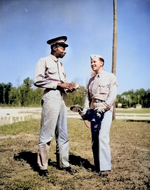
[55,45,66,58]
[91,57,103,73]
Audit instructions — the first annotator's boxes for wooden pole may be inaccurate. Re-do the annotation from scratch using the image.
[112,0,117,120]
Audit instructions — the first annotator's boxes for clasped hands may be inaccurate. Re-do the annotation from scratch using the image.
[57,82,79,92]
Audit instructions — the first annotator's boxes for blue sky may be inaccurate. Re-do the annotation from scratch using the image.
[0,0,150,95]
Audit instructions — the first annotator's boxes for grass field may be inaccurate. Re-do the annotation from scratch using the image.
[0,118,150,190]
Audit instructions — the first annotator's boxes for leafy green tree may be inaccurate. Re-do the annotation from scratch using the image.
[9,87,20,106]
[20,77,33,106]
[136,88,146,106]
[0,83,12,104]
[5,83,12,104]
[67,86,87,107]
[143,89,150,108]
[32,88,43,106]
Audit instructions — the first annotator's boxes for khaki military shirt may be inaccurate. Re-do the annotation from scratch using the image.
[84,70,118,111]
[34,54,67,89]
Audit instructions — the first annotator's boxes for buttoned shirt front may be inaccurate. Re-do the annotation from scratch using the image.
[34,54,67,89]
[84,70,118,111]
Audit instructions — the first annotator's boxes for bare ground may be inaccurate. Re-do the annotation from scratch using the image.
[0,119,150,190]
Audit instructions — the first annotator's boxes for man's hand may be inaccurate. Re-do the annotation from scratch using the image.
[79,109,87,117]
[94,102,110,116]
[94,107,105,113]
[57,82,74,91]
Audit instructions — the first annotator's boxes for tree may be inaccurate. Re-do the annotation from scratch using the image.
[67,86,87,107]
[136,88,146,106]
[0,83,12,105]
[9,87,20,106]
[0,83,6,104]
[143,89,150,108]
[5,83,12,104]
[112,0,117,119]
[21,77,33,106]
[32,88,43,106]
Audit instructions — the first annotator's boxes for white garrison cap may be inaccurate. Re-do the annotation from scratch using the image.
[90,54,103,59]
[47,36,68,47]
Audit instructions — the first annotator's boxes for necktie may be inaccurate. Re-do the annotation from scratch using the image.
[56,61,65,82]
[92,75,99,95]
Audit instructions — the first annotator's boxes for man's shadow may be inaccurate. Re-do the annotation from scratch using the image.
[14,151,94,172]
[69,153,94,170]
[14,151,40,172]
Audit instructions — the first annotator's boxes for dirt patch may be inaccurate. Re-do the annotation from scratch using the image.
[0,119,150,189]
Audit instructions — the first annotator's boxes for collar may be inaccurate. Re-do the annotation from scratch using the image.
[49,54,59,62]
[97,69,105,77]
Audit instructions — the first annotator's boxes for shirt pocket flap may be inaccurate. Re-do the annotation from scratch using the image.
[98,81,110,94]
[46,67,57,74]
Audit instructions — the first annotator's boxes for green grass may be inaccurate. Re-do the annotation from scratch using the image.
[0,119,40,135]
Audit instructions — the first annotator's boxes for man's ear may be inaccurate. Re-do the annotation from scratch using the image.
[53,45,57,51]
[100,61,104,67]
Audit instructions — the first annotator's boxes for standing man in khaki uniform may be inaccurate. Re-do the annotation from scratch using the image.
[82,54,118,177]
[34,36,74,176]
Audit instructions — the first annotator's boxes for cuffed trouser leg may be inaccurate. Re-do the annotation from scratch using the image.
[99,110,112,171]
[56,100,69,168]
[37,142,50,170]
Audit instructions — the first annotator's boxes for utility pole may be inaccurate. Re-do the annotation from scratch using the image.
[112,0,117,120]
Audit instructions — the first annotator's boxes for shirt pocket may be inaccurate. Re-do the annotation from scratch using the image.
[98,81,110,94]
[48,68,57,74]
[45,66,57,76]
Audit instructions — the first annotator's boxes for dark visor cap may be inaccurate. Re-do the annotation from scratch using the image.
[47,36,68,47]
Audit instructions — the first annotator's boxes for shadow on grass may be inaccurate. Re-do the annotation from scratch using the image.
[14,151,39,172]
[48,152,94,171]
[14,151,94,172]
[69,152,94,170]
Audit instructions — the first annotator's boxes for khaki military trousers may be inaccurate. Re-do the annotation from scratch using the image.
[37,89,69,170]
[90,102,112,171]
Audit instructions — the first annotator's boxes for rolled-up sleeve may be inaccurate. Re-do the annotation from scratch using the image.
[33,59,58,89]
[105,73,118,107]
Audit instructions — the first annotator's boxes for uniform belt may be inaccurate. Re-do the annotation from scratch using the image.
[44,87,64,96]
[92,99,105,103]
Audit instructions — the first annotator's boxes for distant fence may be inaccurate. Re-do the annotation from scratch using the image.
[115,113,150,121]
[0,114,33,126]
[67,112,150,121]
[0,111,150,126]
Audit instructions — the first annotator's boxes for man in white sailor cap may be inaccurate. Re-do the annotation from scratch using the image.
[82,54,118,177]
[34,36,74,176]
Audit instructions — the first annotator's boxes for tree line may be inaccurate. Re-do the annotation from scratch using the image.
[116,89,150,108]
[0,78,150,108]
[0,77,87,107]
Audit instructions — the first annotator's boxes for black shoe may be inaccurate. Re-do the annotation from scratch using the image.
[92,169,100,174]
[39,169,49,176]
[60,166,74,175]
